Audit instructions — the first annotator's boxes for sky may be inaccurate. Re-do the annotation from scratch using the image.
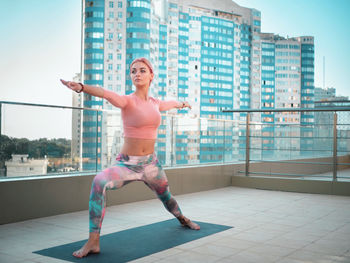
[0,0,82,139]
[0,0,349,139]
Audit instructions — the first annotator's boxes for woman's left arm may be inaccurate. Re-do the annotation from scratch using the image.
[159,100,192,111]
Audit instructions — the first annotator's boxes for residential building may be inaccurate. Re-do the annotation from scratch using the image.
[314,87,336,102]
[80,0,315,168]
[314,88,350,157]
[5,154,48,177]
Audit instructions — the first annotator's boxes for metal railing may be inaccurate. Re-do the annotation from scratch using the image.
[223,106,350,181]
[1,100,350,181]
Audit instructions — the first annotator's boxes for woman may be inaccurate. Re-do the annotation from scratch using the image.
[60,57,200,258]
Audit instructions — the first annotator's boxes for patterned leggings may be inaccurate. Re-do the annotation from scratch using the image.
[89,152,182,233]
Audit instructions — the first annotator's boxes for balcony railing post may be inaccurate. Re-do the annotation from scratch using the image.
[0,103,2,138]
[198,117,201,164]
[96,110,99,172]
[245,113,250,176]
[333,112,338,181]
[171,116,174,166]
[223,120,226,163]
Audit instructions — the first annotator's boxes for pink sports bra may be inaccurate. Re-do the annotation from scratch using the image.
[103,89,180,139]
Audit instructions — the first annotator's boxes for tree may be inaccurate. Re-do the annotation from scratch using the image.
[0,135,71,167]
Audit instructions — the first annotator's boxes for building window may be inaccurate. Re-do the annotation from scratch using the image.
[109,1,114,8]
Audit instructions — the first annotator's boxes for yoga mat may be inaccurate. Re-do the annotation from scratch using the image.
[34,219,232,263]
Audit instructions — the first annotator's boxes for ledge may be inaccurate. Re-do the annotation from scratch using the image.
[231,175,350,196]
[1,156,349,225]
[0,164,234,225]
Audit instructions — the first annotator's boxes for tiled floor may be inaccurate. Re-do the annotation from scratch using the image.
[1,186,350,263]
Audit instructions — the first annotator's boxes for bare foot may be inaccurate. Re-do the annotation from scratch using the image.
[73,233,100,258]
[177,216,200,230]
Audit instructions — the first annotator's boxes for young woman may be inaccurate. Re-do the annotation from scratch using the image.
[60,57,200,258]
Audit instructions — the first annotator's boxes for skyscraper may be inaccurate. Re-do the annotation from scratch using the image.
[80,0,315,168]
[259,34,315,158]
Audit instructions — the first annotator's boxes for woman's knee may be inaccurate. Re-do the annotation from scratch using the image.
[91,171,109,192]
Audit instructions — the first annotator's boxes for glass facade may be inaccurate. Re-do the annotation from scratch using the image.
[125,0,151,94]
[300,38,315,153]
[261,41,276,157]
[200,16,235,163]
[156,24,168,164]
[81,0,315,168]
[83,0,105,170]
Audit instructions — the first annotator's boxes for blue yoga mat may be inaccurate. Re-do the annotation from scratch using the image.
[34,218,232,262]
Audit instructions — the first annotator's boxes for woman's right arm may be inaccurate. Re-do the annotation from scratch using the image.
[60,79,104,98]
[60,79,128,108]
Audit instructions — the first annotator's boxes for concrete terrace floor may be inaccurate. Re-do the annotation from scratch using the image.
[0,186,350,263]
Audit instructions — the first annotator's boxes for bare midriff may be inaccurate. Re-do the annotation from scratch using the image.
[120,137,156,156]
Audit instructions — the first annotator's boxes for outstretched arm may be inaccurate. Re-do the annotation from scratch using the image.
[60,79,104,98]
[60,79,128,108]
[159,100,192,111]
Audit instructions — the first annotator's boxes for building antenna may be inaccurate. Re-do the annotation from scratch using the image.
[323,56,325,89]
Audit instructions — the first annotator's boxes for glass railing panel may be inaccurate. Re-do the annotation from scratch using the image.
[199,118,225,164]
[2,101,349,180]
[313,111,334,159]
[98,110,123,169]
[249,122,262,161]
[81,109,103,172]
[337,111,350,155]
[237,115,247,162]
[155,114,172,166]
[0,103,97,178]
[337,111,350,179]
[172,115,200,166]
[223,117,241,163]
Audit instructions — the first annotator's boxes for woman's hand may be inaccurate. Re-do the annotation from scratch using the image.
[180,101,192,110]
[60,79,83,93]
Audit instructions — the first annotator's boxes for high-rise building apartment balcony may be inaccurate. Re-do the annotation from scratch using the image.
[0,101,349,262]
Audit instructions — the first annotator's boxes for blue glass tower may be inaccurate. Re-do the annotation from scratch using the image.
[156,24,168,164]
[238,23,252,160]
[83,0,105,170]
[200,16,234,163]
[300,37,315,154]
[175,11,190,165]
[125,0,151,94]
[80,0,315,168]
[239,24,251,110]
[261,41,276,157]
